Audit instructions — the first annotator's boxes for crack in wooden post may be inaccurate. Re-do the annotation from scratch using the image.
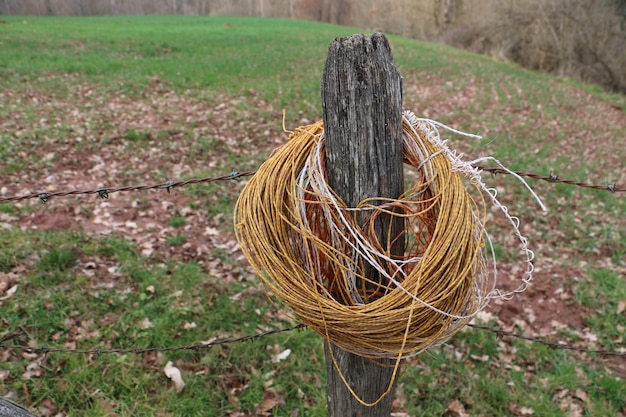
[321,32,404,417]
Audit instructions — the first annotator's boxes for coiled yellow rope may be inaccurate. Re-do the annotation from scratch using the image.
[234,111,494,359]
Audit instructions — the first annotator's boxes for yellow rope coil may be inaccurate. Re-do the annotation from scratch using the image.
[234,112,492,359]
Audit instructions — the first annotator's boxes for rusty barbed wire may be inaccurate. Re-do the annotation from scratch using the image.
[467,324,626,357]
[474,165,624,192]
[0,324,306,355]
[0,171,256,203]
[0,166,622,204]
[1,323,624,357]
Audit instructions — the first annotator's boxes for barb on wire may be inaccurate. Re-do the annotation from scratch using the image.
[0,171,256,203]
[0,324,305,355]
[468,324,626,357]
[474,165,624,192]
[1,323,624,357]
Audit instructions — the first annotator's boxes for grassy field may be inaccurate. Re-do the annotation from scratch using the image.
[0,16,625,417]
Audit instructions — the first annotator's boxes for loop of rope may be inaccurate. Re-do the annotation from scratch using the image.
[237,114,495,358]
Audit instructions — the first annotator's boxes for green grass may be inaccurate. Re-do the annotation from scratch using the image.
[166,233,186,247]
[0,15,625,417]
[576,269,626,350]
[167,215,185,228]
[0,16,359,114]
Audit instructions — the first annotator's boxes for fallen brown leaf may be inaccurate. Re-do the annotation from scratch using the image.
[446,399,469,417]
[255,388,285,414]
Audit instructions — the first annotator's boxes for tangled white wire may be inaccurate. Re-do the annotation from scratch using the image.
[404,110,547,301]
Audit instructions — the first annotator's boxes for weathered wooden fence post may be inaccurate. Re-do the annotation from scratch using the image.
[321,33,404,417]
[0,398,37,417]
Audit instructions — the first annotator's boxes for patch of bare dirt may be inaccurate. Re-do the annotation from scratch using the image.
[26,210,76,232]
[487,264,588,335]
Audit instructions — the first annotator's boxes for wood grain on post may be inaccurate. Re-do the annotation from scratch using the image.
[321,33,404,417]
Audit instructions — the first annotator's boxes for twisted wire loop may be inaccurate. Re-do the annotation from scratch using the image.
[234,111,536,360]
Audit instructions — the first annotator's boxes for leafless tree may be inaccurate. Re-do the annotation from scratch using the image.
[484,0,625,93]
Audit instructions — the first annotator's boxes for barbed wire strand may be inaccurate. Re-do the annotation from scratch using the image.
[0,324,306,355]
[0,171,256,203]
[0,166,622,204]
[0,323,624,357]
[466,324,625,357]
[474,165,623,193]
